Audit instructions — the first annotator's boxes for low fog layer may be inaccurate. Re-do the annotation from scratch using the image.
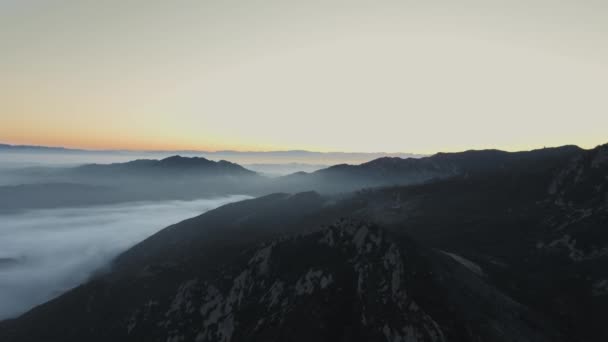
[244,163,328,176]
[0,196,250,319]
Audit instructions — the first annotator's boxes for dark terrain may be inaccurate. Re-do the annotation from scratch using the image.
[0,144,607,341]
[0,156,262,211]
[0,145,583,210]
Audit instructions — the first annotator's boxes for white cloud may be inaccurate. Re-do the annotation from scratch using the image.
[0,195,250,319]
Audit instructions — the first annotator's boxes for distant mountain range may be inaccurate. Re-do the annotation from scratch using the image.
[0,143,424,165]
[0,146,591,211]
[0,144,78,152]
[276,145,583,193]
[3,143,607,341]
[73,155,256,177]
[0,156,262,211]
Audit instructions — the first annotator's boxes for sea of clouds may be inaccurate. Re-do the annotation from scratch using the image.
[0,195,250,319]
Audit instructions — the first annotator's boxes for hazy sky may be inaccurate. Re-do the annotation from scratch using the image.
[1,0,606,153]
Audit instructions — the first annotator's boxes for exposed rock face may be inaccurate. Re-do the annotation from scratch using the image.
[1,144,606,341]
[0,219,559,342]
[156,221,446,342]
[537,144,608,271]
[548,143,608,208]
[352,144,608,341]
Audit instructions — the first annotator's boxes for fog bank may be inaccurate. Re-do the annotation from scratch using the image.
[0,195,250,319]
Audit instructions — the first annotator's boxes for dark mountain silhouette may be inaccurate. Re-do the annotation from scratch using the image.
[337,143,608,340]
[275,145,583,193]
[73,155,256,177]
[0,146,587,210]
[0,143,423,165]
[0,199,560,342]
[0,156,263,211]
[2,144,607,341]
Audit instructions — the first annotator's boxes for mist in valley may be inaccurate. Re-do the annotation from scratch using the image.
[0,196,250,319]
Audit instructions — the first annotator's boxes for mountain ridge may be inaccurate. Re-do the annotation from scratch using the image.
[1,143,607,340]
[73,155,257,177]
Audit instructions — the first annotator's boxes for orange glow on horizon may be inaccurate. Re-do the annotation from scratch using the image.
[0,136,276,153]
[2,132,605,155]
[1,1,607,156]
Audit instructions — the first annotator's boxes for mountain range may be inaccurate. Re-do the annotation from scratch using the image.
[0,143,607,341]
[0,156,261,211]
[0,143,423,165]
[72,156,256,178]
[0,146,583,211]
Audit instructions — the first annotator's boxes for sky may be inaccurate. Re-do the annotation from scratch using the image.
[1,0,606,154]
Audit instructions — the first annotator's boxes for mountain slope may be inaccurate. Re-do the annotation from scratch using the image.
[0,216,559,342]
[0,146,584,210]
[276,146,582,193]
[336,143,608,340]
[0,156,264,210]
[1,144,605,341]
[72,155,256,178]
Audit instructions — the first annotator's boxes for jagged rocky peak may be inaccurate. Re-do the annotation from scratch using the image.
[153,220,445,342]
[118,219,556,342]
[548,144,608,207]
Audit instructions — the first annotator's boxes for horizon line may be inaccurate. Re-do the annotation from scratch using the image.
[0,141,596,157]
[0,142,428,156]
